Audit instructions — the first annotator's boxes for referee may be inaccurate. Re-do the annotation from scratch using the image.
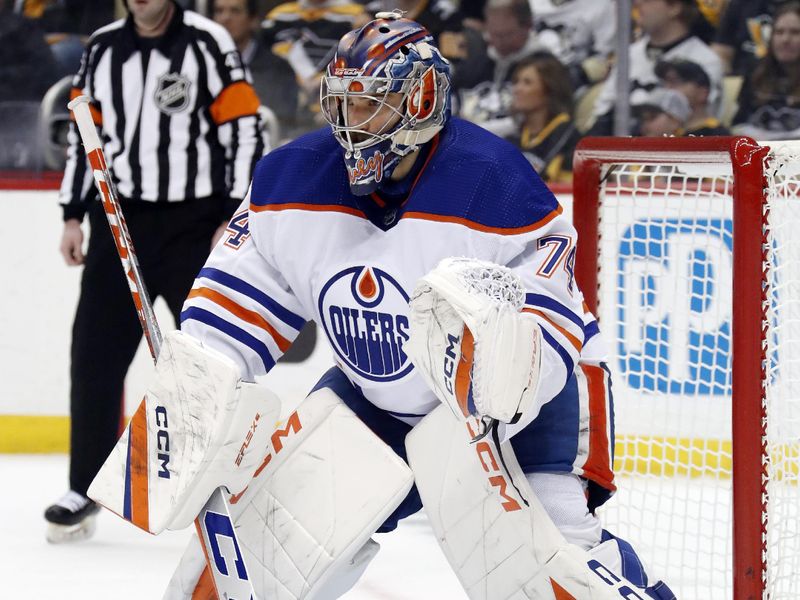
[45,0,266,543]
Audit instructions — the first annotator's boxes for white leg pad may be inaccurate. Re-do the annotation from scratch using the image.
[238,387,413,598]
[406,405,651,599]
[161,535,207,599]
[309,538,381,600]
[165,386,414,599]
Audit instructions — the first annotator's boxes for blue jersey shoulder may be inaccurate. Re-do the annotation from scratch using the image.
[250,127,354,209]
[408,118,560,230]
[249,120,561,231]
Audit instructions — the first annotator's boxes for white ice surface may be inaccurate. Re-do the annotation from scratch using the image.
[1,454,466,599]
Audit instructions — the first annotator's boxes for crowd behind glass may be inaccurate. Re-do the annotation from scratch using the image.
[2,0,798,183]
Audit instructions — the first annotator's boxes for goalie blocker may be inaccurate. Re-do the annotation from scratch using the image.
[88,331,283,534]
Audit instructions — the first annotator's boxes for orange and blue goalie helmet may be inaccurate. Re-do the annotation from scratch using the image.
[320,12,451,195]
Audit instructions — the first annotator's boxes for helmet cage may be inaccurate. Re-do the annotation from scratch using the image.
[320,61,443,158]
[321,15,451,195]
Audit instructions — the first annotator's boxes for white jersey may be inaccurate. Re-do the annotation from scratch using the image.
[592,34,724,118]
[530,0,617,64]
[180,119,599,431]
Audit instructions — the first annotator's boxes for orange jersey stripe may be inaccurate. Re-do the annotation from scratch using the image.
[128,402,150,531]
[250,198,560,234]
[402,204,563,235]
[523,308,583,352]
[250,202,367,219]
[209,81,260,125]
[455,327,475,417]
[70,87,102,126]
[580,363,616,490]
[188,287,292,353]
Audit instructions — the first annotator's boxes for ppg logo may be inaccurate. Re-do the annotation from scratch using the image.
[616,219,732,395]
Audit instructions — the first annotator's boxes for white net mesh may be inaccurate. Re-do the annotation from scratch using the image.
[762,142,800,598]
[586,146,800,599]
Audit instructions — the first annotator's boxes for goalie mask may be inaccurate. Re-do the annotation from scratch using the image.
[321,13,451,195]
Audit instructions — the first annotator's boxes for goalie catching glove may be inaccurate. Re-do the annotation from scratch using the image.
[406,257,543,426]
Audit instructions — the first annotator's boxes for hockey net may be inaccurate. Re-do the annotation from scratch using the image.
[572,137,800,599]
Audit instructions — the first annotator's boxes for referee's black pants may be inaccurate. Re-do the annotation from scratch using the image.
[69,198,221,496]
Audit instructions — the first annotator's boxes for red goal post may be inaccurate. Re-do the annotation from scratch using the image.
[571,136,800,599]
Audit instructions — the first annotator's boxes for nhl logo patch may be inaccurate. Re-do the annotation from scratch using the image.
[154,72,191,114]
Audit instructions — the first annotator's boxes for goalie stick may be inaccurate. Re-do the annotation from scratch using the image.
[68,95,259,600]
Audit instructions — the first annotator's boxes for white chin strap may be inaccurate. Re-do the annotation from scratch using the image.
[392,123,442,149]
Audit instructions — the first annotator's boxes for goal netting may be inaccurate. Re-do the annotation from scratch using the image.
[571,137,800,599]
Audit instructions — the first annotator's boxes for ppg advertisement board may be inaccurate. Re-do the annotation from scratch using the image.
[616,218,733,396]
[596,195,735,439]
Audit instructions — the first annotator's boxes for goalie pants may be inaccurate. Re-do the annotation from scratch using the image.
[68,199,221,496]
[310,364,616,532]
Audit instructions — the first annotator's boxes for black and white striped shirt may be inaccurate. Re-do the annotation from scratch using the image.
[60,3,265,220]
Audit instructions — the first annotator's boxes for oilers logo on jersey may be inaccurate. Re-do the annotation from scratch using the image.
[318,266,412,383]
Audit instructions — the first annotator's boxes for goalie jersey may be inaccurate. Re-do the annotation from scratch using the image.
[181,117,614,504]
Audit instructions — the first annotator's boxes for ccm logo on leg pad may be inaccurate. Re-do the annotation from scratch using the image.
[155,405,170,479]
[465,419,522,512]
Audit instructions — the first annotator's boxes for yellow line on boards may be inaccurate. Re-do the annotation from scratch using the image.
[613,436,800,481]
[613,436,733,478]
[1,418,798,483]
[0,415,70,453]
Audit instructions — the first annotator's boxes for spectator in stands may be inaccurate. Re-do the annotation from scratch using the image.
[633,87,690,136]
[712,0,783,75]
[689,0,725,44]
[589,0,723,136]
[0,0,59,102]
[459,0,488,26]
[13,0,117,78]
[529,0,615,91]
[656,58,731,134]
[732,1,800,140]
[453,0,550,127]
[211,0,300,139]
[504,52,580,182]
[261,0,367,134]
